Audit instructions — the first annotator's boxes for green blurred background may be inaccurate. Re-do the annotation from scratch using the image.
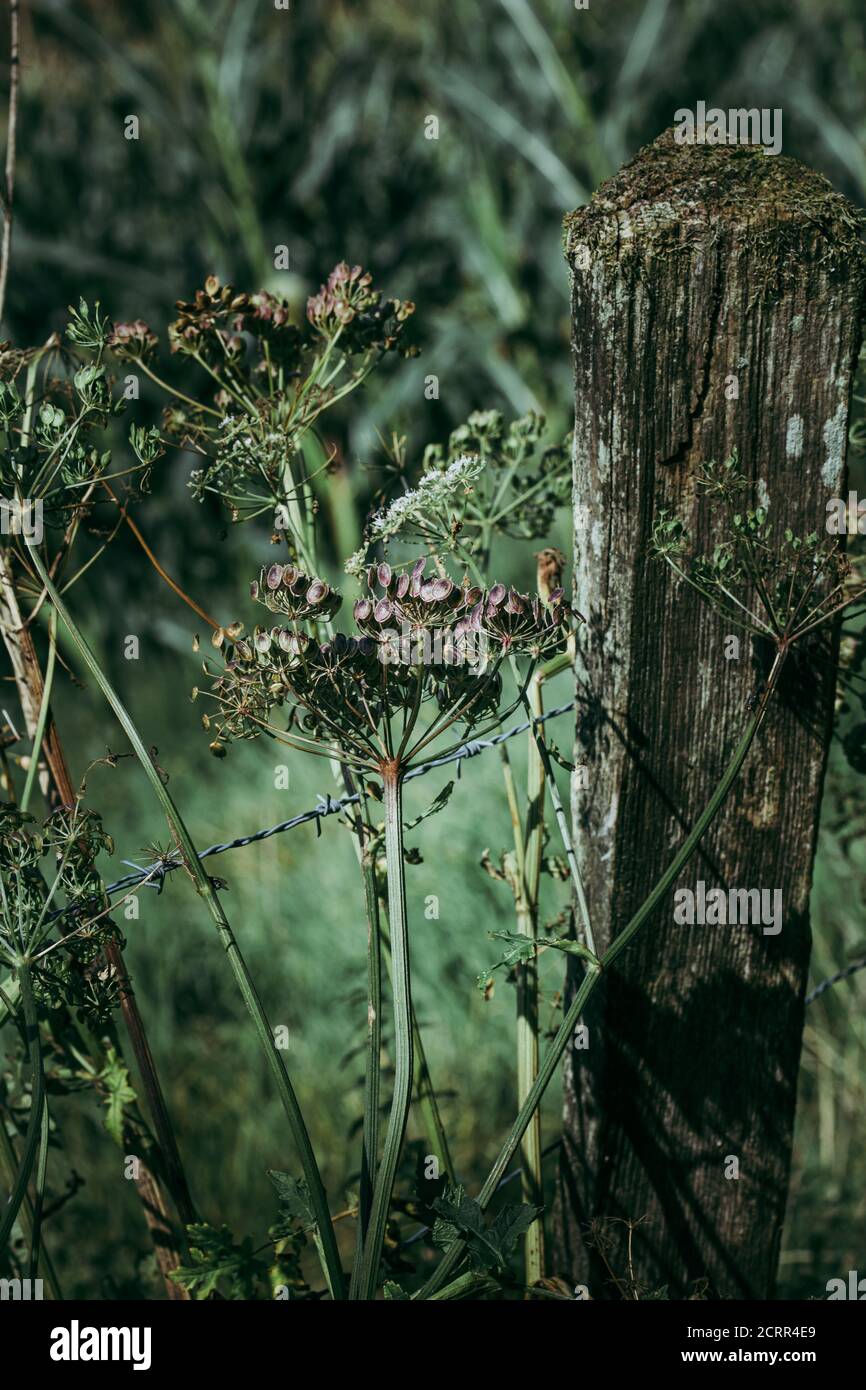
[2,0,865,1296]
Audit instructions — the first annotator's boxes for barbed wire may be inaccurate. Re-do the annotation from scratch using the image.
[50,695,863,1006]
[103,700,578,899]
[805,956,866,1005]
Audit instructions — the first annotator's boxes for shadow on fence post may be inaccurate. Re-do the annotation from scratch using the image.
[555,128,866,1299]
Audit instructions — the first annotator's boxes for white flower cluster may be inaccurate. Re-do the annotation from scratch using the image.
[344,454,485,577]
[369,454,485,542]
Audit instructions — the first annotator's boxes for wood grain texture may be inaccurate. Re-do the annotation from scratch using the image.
[553,129,866,1299]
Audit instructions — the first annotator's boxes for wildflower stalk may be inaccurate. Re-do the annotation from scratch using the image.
[0,1119,61,1297]
[19,606,56,815]
[0,966,43,1254]
[417,650,786,1298]
[349,807,383,1298]
[515,667,545,1286]
[26,546,347,1300]
[356,762,414,1299]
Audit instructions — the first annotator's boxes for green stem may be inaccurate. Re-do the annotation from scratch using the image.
[357,765,414,1299]
[0,967,44,1255]
[416,649,786,1298]
[0,1117,61,1297]
[349,822,383,1299]
[521,689,596,960]
[25,547,346,1300]
[516,672,545,1286]
[28,1091,49,1281]
[20,606,56,814]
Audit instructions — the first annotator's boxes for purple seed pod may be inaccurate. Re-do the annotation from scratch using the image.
[250,580,260,600]
[374,598,394,623]
[409,557,426,596]
[488,582,506,607]
[354,598,373,622]
[306,579,329,606]
[377,562,393,590]
[430,577,453,602]
[276,628,294,652]
[470,600,485,630]
[281,566,298,589]
[548,588,564,606]
[464,586,482,607]
[254,627,272,653]
[266,564,284,590]
[420,580,437,601]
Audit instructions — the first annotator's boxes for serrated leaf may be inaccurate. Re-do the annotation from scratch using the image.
[97,1046,136,1146]
[171,1222,265,1300]
[432,1185,542,1273]
[268,1169,318,1235]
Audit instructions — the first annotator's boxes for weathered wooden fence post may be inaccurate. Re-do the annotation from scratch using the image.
[554,128,866,1298]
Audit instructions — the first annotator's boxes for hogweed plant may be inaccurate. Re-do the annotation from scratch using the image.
[347,410,579,1285]
[200,555,572,1298]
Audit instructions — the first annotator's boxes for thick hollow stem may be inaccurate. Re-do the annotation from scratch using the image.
[356,763,414,1300]
[349,833,382,1299]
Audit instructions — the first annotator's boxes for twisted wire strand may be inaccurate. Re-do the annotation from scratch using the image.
[103,700,577,898]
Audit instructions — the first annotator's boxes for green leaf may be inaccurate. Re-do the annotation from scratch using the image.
[431,1184,542,1272]
[403,780,454,831]
[383,1280,409,1300]
[171,1222,266,1300]
[268,1169,318,1236]
[97,1046,136,1146]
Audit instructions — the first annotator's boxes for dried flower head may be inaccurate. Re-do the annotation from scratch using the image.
[108,319,159,361]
